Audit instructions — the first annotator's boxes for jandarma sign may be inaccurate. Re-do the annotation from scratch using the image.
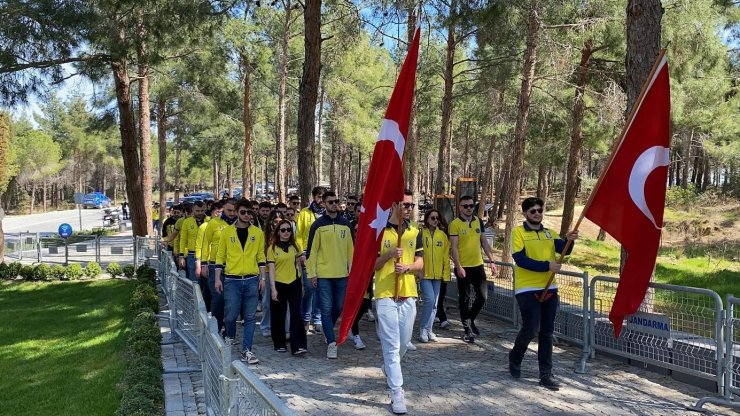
[625,312,671,338]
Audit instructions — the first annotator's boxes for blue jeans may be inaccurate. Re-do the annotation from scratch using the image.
[223,277,260,352]
[208,265,225,333]
[186,253,196,282]
[317,277,347,344]
[420,279,442,332]
[301,268,321,324]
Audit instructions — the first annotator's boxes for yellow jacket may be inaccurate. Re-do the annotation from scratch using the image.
[178,216,208,256]
[215,225,266,276]
[194,221,210,261]
[305,214,353,279]
[295,206,319,252]
[375,221,423,299]
[173,217,185,256]
[422,227,450,281]
[199,217,228,263]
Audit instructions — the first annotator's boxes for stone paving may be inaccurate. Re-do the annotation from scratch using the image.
[239,305,732,416]
[160,314,206,416]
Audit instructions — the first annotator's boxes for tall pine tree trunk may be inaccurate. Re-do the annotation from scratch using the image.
[502,1,540,263]
[297,0,321,202]
[404,3,419,195]
[157,98,167,232]
[316,81,325,183]
[434,0,457,195]
[241,53,253,199]
[174,135,182,203]
[561,40,593,237]
[137,14,153,236]
[275,1,291,202]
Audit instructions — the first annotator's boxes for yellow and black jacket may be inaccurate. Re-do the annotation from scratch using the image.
[199,216,228,264]
[511,222,573,294]
[305,214,353,279]
[215,225,266,276]
[421,227,450,281]
[178,216,208,257]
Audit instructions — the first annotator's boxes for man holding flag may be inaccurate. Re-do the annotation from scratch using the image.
[337,12,421,415]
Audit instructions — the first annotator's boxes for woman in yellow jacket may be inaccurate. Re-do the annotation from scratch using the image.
[419,209,450,343]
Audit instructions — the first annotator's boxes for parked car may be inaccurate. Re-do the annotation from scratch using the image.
[82,192,112,209]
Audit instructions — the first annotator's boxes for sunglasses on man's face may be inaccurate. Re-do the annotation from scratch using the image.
[279,228,292,233]
[461,204,474,209]
[238,210,249,215]
[347,202,356,206]
[325,200,338,205]
[528,208,543,214]
[291,201,300,205]
[401,203,415,209]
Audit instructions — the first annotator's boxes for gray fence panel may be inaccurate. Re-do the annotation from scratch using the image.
[174,275,198,354]
[97,236,135,265]
[228,361,295,416]
[589,276,723,388]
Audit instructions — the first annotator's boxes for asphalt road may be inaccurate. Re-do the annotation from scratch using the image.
[2,208,128,234]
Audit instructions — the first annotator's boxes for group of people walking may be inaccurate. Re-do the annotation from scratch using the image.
[159,187,578,414]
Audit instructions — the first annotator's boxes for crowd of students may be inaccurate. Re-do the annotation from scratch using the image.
[159,188,577,414]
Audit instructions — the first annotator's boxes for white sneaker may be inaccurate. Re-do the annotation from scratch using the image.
[419,330,429,343]
[391,388,407,414]
[406,341,417,351]
[240,350,259,364]
[366,310,376,322]
[427,331,439,342]
[440,320,449,329]
[353,335,366,350]
[327,342,338,359]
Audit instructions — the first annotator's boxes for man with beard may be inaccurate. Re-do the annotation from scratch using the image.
[296,186,325,333]
[161,204,182,259]
[508,197,578,391]
[178,201,209,281]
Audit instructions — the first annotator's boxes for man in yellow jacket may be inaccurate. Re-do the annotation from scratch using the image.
[374,189,423,415]
[305,190,353,359]
[214,200,265,365]
[295,187,325,332]
[178,201,207,281]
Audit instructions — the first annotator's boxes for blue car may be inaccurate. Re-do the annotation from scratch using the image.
[82,192,112,209]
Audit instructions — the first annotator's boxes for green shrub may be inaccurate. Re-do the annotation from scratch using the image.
[19,265,34,280]
[50,265,66,281]
[0,263,9,280]
[34,263,52,281]
[666,184,699,210]
[120,357,163,388]
[123,264,136,279]
[130,284,159,314]
[115,392,160,416]
[136,264,156,283]
[8,262,22,279]
[84,262,102,279]
[107,262,123,278]
[65,263,84,281]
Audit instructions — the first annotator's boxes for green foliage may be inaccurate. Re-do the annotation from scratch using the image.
[666,184,699,210]
[7,262,22,279]
[107,262,123,278]
[65,263,83,281]
[130,284,159,315]
[84,262,102,279]
[33,263,52,281]
[123,264,136,279]
[136,264,156,283]
[0,112,17,194]
[50,265,66,281]
[19,265,34,280]
[0,262,8,280]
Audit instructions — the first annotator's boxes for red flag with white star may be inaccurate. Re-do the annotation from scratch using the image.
[337,24,421,345]
[583,52,670,337]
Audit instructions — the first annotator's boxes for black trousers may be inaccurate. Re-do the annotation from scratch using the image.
[199,276,211,313]
[351,298,372,336]
[509,290,559,378]
[271,279,307,353]
[456,265,487,328]
[436,281,448,322]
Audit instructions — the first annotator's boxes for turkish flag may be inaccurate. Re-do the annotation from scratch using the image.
[337,25,421,345]
[584,53,671,337]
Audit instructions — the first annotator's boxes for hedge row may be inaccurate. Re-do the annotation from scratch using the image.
[0,262,136,281]
[116,265,164,416]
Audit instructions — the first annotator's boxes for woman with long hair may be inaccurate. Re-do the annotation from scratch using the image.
[266,219,308,354]
[419,209,450,342]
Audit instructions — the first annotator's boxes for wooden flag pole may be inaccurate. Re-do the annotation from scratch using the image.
[537,48,667,303]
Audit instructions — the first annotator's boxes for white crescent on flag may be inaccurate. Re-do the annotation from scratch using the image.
[628,145,670,229]
[377,119,405,161]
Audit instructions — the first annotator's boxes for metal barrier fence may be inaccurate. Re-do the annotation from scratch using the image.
[589,276,724,390]
[3,232,39,261]
[135,236,161,268]
[158,250,294,415]
[3,233,142,266]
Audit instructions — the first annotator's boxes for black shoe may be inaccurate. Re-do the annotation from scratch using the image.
[470,321,480,337]
[508,361,520,379]
[539,375,560,391]
[462,332,475,344]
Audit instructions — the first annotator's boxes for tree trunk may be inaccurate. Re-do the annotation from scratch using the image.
[213,152,220,198]
[462,122,470,176]
[622,0,663,288]
[227,159,234,197]
[275,1,292,203]
[317,80,325,183]
[29,183,36,214]
[137,20,153,236]
[157,98,167,232]
[404,4,419,195]
[502,1,540,263]
[112,50,146,236]
[561,39,593,237]
[240,53,254,199]
[434,0,457,195]
[174,135,182,203]
[296,0,321,202]
[478,135,497,219]
[329,120,339,192]
[536,163,549,202]
[355,149,362,195]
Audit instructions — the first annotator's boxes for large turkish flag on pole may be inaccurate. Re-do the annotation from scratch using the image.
[337,24,421,345]
[584,52,671,337]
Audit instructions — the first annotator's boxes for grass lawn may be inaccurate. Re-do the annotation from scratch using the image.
[0,279,135,416]
[567,238,740,300]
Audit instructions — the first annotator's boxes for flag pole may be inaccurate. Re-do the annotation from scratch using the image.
[537,48,667,302]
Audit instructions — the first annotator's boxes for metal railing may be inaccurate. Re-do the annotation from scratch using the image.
[589,276,724,389]
[157,249,294,416]
[3,232,145,266]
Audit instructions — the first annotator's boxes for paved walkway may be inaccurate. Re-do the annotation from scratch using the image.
[241,304,731,416]
[160,312,206,416]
